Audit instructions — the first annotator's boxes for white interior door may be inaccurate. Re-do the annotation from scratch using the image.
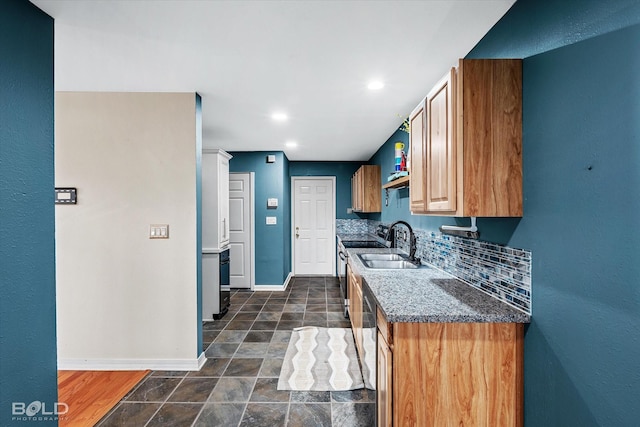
[229,173,253,289]
[293,177,335,275]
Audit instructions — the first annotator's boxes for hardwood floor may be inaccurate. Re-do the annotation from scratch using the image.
[58,370,149,427]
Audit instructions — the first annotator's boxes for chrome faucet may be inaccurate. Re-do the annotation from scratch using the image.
[385,221,420,264]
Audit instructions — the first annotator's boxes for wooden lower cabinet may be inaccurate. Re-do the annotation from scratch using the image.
[377,329,393,427]
[376,315,523,426]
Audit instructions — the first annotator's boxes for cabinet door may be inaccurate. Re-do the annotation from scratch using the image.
[425,68,457,213]
[377,330,393,427]
[409,101,426,213]
[347,266,356,328]
[351,173,360,212]
[218,155,230,247]
[458,59,523,217]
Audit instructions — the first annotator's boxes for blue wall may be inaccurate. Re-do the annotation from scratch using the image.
[470,1,640,423]
[0,0,57,424]
[289,161,364,219]
[514,28,640,424]
[230,158,367,285]
[367,0,640,424]
[229,151,291,285]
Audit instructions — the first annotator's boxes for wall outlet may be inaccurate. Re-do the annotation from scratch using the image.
[266,216,277,225]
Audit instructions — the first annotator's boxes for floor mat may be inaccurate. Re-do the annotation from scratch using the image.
[277,326,365,391]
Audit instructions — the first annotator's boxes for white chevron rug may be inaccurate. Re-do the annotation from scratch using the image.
[277,327,365,391]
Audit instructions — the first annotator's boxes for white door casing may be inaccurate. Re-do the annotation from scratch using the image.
[292,177,336,276]
[229,172,254,289]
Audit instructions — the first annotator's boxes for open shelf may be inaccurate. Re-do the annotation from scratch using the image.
[382,175,410,189]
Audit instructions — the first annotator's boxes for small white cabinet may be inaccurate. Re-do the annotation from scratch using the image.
[202,149,232,250]
[201,252,220,320]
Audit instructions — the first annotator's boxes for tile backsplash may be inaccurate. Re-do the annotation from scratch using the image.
[417,230,531,314]
[336,219,369,234]
[339,219,532,314]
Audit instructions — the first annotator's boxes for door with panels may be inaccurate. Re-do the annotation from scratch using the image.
[229,172,253,289]
[293,177,335,275]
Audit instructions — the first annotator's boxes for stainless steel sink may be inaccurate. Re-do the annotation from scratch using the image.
[357,253,406,261]
[363,260,419,269]
[356,253,420,269]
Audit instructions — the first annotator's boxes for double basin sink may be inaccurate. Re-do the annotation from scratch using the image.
[357,253,420,269]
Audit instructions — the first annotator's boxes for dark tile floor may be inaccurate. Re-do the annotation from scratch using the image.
[98,276,375,427]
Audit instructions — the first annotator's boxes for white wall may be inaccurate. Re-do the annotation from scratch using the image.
[55,92,202,370]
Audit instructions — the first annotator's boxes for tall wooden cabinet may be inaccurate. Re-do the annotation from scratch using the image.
[351,165,381,213]
[411,59,523,217]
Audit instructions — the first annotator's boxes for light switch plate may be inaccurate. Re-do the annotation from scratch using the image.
[150,224,169,239]
[266,216,277,225]
[267,198,278,208]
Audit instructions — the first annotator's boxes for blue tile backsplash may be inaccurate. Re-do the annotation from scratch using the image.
[336,219,369,234]
[338,219,532,315]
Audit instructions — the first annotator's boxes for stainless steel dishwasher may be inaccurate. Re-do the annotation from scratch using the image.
[361,281,377,393]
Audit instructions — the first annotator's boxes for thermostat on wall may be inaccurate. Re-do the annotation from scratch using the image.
[55,187,77,204]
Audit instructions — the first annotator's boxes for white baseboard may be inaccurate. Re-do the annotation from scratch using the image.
[197,351,206,369]
[58,355,205,371]
[253,272,293,292]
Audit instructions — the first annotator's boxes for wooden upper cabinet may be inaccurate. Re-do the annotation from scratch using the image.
[458,59,523,217]
[412,59,523,217]
[409,101,426,213]
[426,68,457,213]
[351,173,361,212]
[351,165,381,213]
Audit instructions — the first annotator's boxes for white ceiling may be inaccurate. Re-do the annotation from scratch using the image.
[31,0,515,161]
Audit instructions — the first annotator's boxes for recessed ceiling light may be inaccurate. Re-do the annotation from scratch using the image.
[368,80,384,90]
[271,112,288,122]
[285,141,297,148]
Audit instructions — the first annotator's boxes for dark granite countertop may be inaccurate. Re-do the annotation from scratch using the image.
[345,247,530,324]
